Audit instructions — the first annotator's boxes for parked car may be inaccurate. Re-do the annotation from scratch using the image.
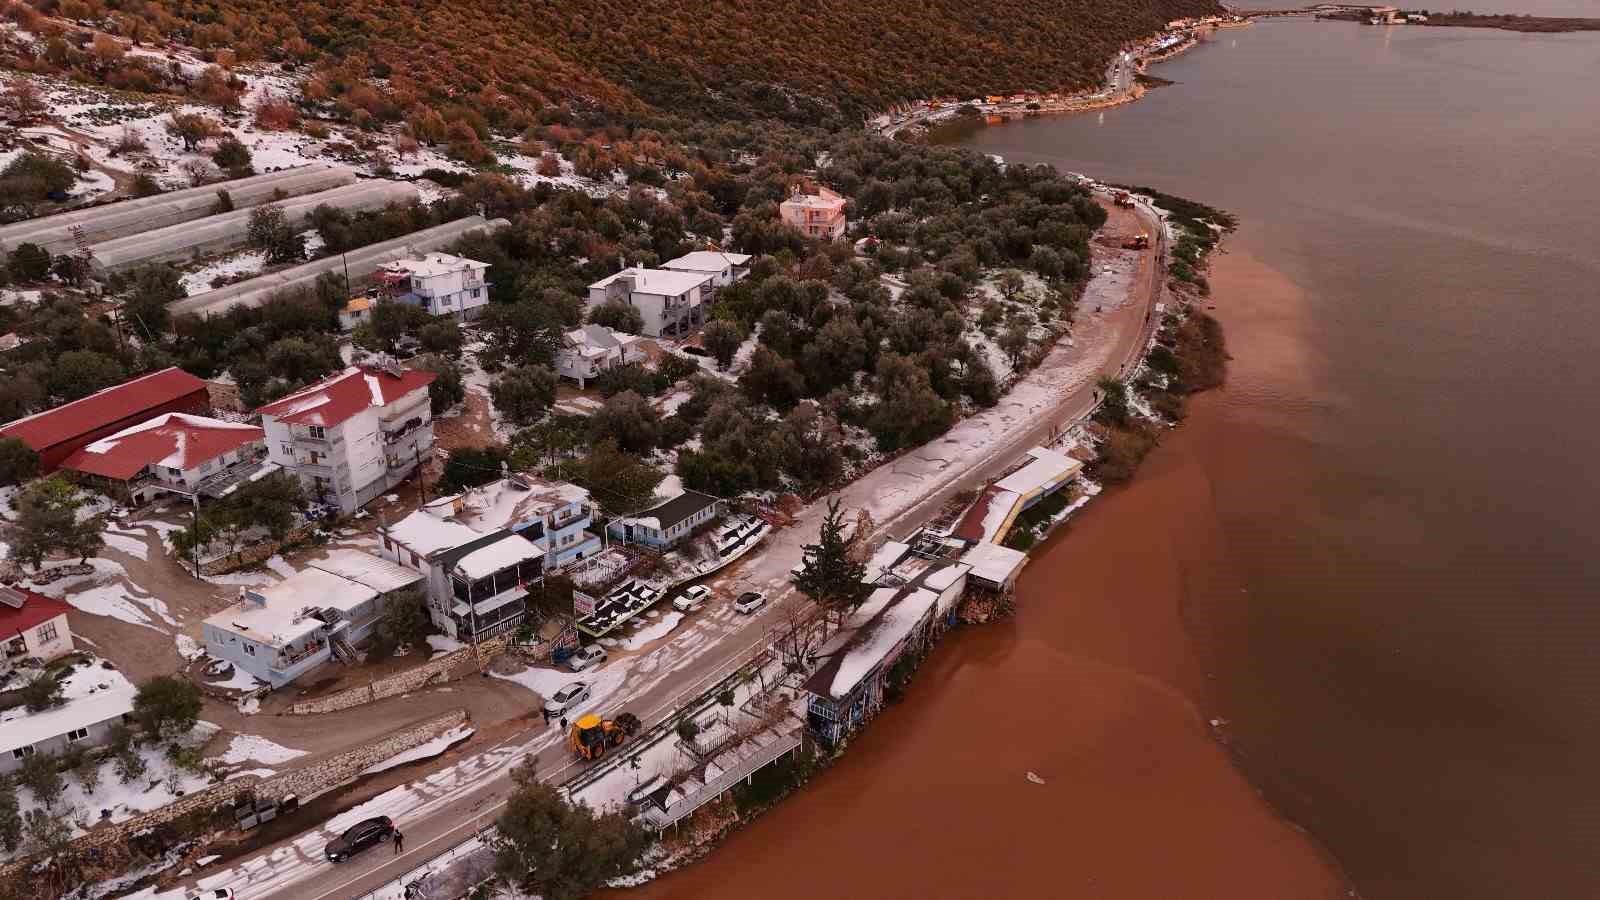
[672,585,711,612]
[324,815,394,863]
[187,890,235,900]
[203,659,234,678]
[789,548,817,581]
[568,644,607,672]
[544,681,592,718]
[734,592,767,615]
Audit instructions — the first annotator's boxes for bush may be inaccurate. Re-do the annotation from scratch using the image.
[132,676,202,739]
[0,437,39,486]
[6,243,50,282]
[1092,420,1160,484]
[19,672,62,712]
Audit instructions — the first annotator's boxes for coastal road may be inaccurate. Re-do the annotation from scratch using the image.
[173,197,1168,900]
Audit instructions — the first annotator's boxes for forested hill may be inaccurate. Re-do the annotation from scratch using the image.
[54,0,1221,125]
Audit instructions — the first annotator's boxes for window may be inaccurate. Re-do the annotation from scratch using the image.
[243,643,257,656]
[282,442,294,456]
[12,746,33,760]
[470,288,481,299]
[309,425,326,439]
[66,727,88,742]
[36,621,57,643]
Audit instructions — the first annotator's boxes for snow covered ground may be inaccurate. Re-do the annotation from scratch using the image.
[361,725,474,776]
[219,733,307,766]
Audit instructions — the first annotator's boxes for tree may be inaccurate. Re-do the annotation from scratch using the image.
[114,746,148,784]
[49,350,126,401]
[565,440,664,515]
[164,112,222,152]
[124,264,185,336]
[0,438,39,486]
[0,779,20,854]
[702,319,743,369]
[23,808,71,855]
[2,79,44,120]
[740,347,806,411]
[247,203,305,263]
[438,445,511,494]
[18,751,63,809]
[795,497,870,627]
[20,672,63,713]
[477,299,563,370]
[866,353,953,452]
[180,157,216,187]
[212,470,304,540]
[998,321,1031,369]
[132,675,202,740]
[588,299,643,335]
[6,243,51,281]
[369,589,430,659]
[415,355,465,415]
[363,301,431,353]
[492,763,653,900]
[491,365,558,426]
[211,136,254,175]
[4,477,104,570]
[72,755,103,797]
[1095,376,1130,426]
[589,390,660,454]
[768,594,824,673]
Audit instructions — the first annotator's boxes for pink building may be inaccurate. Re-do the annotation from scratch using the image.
[780,185,848,241]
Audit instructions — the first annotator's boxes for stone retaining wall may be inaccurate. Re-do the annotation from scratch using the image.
[287,635,512,715]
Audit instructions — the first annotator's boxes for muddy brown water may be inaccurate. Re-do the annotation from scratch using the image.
[633,13,1600,900]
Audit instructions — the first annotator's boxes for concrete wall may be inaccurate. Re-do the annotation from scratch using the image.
[169,217,510,320]
[0,165,355,259]
[288,635,512,715]
[87,180,418,274]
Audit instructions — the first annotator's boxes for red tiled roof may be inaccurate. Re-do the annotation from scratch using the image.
[0,367,207,451]
[255,365,436,428]
[59,413,264,481]
[0,589,72,638]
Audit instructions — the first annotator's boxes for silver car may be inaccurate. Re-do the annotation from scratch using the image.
[544,681,591,718]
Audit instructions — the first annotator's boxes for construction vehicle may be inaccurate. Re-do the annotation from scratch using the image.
[1122,232,1150,250]
[1113,191,1135,209]
[568,712,641,761]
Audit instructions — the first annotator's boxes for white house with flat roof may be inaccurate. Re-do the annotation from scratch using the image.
[661,250,752,288]
[1,661,135,773]
[557,324,640,388]
[375,251,492,321]
[201,550,421,688]
[381,475,600,642]
[586,267,712,337]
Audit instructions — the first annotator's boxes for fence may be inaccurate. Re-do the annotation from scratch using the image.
[637,731,802,830]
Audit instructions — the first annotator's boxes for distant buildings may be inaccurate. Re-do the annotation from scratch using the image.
[256,361,437,514]
[660,250,752,289]
[0,586,74,680]
[557,324,641,388]
[780,184,848,241]
[587,267,712,338]
[374,252,492,321]
[59,413,266,506]
[382,475,600,641]
[201,550,422,688]
[0,367,210,473]
[606,487,723,550]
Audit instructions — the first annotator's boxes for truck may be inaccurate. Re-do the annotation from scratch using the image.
[568,712,641,761]
[1113,191,1135,209]
[1122,232,1150,250]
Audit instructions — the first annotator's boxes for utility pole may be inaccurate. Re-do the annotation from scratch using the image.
[190,493,202,581]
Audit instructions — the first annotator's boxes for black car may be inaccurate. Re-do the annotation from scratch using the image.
[324,815,394,863]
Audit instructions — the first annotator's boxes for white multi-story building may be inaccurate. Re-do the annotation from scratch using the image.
[256,361,437,514]
[660,250,753,288]
[557,324,640,388]
[381,475,601,641]
[376,252,492,321]
[586,267,712,338]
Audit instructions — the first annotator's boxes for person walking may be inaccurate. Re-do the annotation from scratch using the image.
[393,828,404,855]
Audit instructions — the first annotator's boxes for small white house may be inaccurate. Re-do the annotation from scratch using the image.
[660,250,752,288]
[586,267,712,338]
[557,324,640,388]
[376,252,492,321]
[606,487,723,549]
[1,660,135,774]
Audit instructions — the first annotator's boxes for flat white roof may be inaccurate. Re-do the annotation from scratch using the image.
[387,507,487,556]
[453,534,544,581]
[661,250,752,273]
[309,549,422,595]
[995,446,1083,495]
[453,477,590,532]
[590,267,711,297]
[960,542,1029,585]
[205,568,377,647]
[0,664,136,755]
[863,540,912,584]
[828,587,939,699]
[388,251,488,278]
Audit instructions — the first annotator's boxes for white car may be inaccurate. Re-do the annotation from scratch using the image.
[734,592,767,615]
[568,645,606,672]
[544,681,591,718]
[673,585,711,612]
[189,890,235,900]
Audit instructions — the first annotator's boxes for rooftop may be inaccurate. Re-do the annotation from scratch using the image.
[590,266,712,298]
[308,548,423,595]
[205,568,376,647]
[960,541,1029,586]
[564,324,638,356]
[0,587,72,638]
[0,367,207,451]
[661,250,753,273]
[620,488,721,534]
[0,662,137,756]
[804,584,940,701]
[384,251,489,279]
[61,413,263,481]
[452,476,592,531]
[453,533,544,581]
[994,446,1082,496]
[256,364,436,428]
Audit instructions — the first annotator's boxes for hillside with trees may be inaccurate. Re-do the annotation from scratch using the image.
[3,0,1220,126]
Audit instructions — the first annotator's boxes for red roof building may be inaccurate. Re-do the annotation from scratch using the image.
[0,586,75,672]
[0,367,209,473]
[59,413,266,504]
[256,364,437,428]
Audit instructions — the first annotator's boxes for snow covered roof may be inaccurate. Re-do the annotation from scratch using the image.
[255,364,436,427]
[862,540,913,585]
[205,568,377,647]
[960,541,1029,587]
[619,489,721,534]
[0,663,136,756]
[0,588,72,638]
[308,549,423,595]
[954,485,1022,544]
[661,250,752,273]
[451,476,591,532]
[0,367,207,452]
[563,324,638,356]
[994,446,1082,496]
[61,413,263,480]
[385,251,489,278]
[804,585,940,701]
[452,534,544,581]
[386,506,487,557]
[590,266,712,297]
